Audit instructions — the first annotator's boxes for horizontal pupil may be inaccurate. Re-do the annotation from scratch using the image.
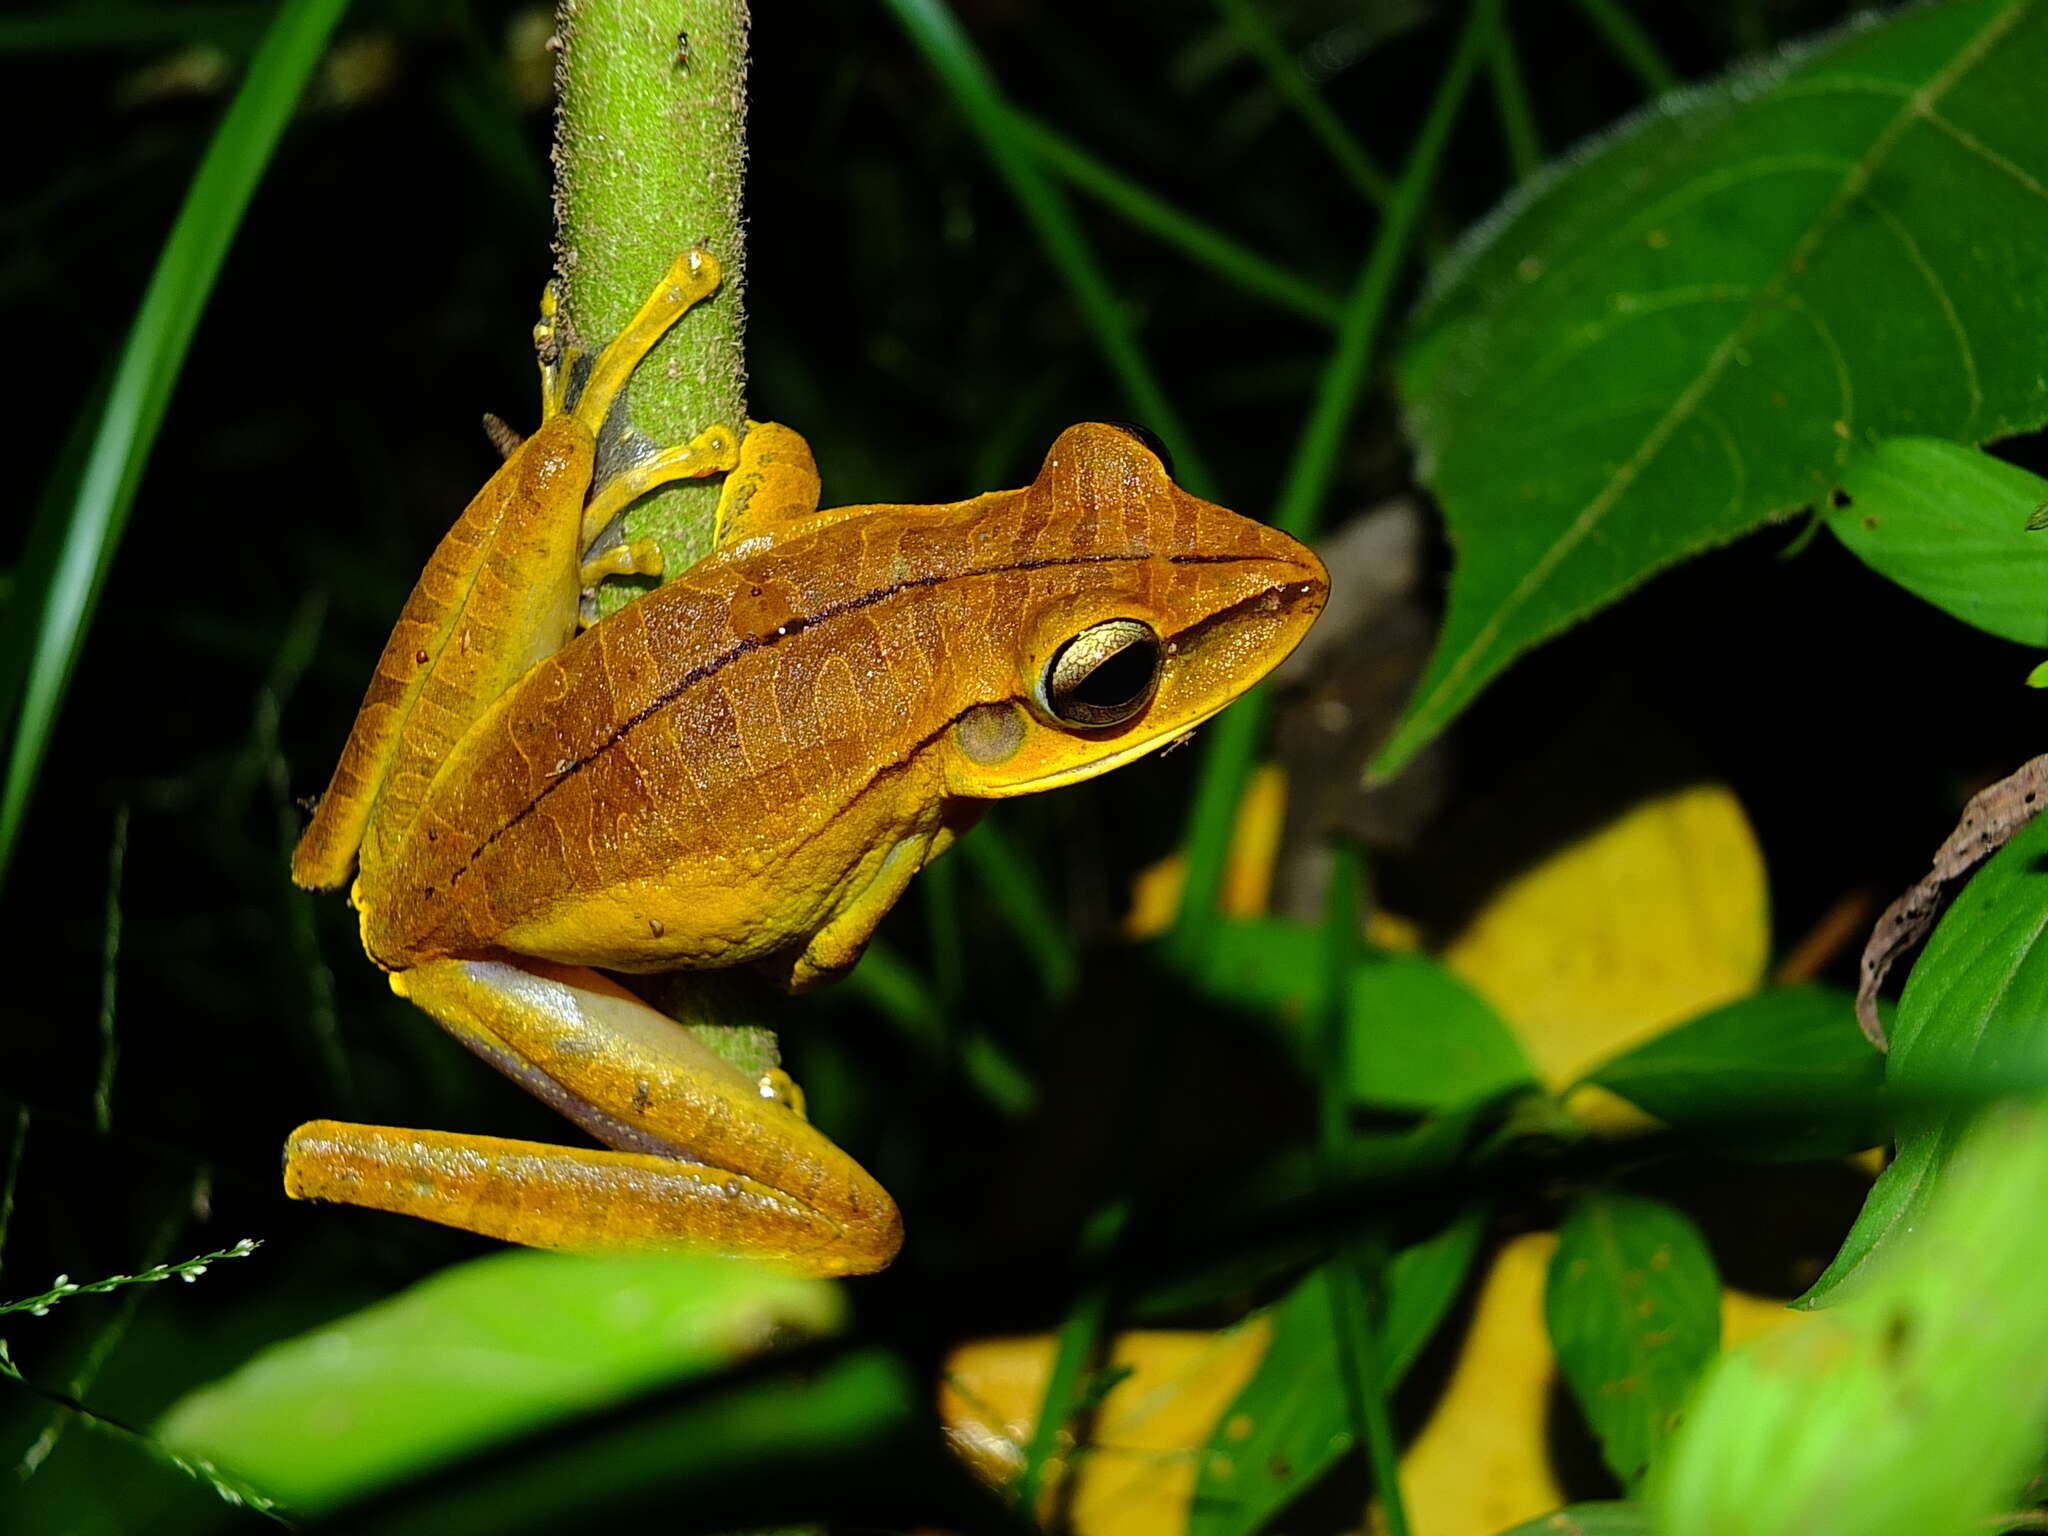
[1069,641,1154,707]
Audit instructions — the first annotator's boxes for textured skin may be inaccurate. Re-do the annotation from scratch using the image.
[292,418,593,890]
[358,423,1325,986]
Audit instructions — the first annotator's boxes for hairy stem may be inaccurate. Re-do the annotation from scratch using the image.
[553,0,750,585]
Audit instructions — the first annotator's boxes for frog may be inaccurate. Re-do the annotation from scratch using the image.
[286,249,1328,1276]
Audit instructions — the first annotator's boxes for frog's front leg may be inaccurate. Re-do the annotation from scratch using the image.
[283,957,901,1276]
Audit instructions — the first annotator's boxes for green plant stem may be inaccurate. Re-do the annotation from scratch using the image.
[882,0,1217,500]
[553,0,749,582]
[0,0,350,891]
[1169,0,1495,959]
[1010,112,1345,327]
[1571,0,1678,95]
[1212,0,1394,207]
[1489,11,1542,182]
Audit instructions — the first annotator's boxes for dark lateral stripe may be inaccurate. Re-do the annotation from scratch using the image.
[435,547,1293,894]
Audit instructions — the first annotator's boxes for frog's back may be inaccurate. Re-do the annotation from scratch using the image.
[358,424,1318,976]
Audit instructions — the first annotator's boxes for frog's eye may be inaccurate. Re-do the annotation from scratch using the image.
[1042,619,1162,728]
[1101,421,1176,480]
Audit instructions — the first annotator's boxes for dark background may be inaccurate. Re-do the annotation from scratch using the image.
[3,1,2038,1529]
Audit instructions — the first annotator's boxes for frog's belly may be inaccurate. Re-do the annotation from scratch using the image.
[494,862,843,973]
[486,797,944,976]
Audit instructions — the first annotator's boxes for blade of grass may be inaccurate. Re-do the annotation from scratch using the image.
[1170,0,1495,960]
[1316,842,1412,1536]
[0,4,268,53]
[439,0,550,215]
[259,595,354,1102]
[1013,1199,1129,1520]
[18,1181,190,1479]
[1010,111,1345,327]
[93,804,128,1136]
[1570,0,1678,96]
[841,942,1038,1117]
[881,0,1217,500]
[961,820,1078,1002]
[0,1108,27,1282]
[1210,0,1394,208]
[0,1337,280,1519]
[923,853,969,1008]
[1489,9,1541,182]
[0,0,352,891]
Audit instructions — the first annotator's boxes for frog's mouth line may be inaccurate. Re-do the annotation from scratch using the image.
[435,547,1318,900]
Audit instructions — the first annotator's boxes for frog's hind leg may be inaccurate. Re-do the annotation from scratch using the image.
[283,957,902,1275]
[291,411,596,890]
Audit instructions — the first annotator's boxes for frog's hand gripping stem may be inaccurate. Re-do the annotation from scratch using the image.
[292,251,736,890]
[284,958,903,1275]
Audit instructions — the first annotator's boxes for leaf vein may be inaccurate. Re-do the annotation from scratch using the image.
[1410,0,2032,732]
[1920,106,2048,205]
[1856,188,1984,429]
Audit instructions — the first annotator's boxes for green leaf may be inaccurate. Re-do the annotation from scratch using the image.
[1186,1205,1490,1536]
[1546,1192,1720,1491]
[1494,1504,1654,1536]
[155,1251,844,1514]
[1828,437,2048,644]
[1659,1097,2048,1536]
[1586,985,1885,1161]
[0,0,351,887]
[1801,802,2048,1306]
[1347,949,1535,1111]
[1375,0,2048,777]
[1198,919,1534,1111]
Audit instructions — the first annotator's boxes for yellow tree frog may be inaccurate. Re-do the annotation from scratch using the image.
[287,250,1328,1276]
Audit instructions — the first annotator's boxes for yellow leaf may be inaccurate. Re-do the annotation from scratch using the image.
[1381,1239,1825,1536]
[1442,784,1769,1090]
[938,1323,1272,1535]
[1381,1232,1565,1535]
[1126,763,1289,937]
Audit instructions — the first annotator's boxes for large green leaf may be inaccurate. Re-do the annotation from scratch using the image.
[1186,1205,1490,1536]
[1586,985,1886,1162]
[1198,919,1534,1112]
[1801,801,2048,1306]
[1659,1097,2048,1536]
[1376,0,2048,776]
[1828,437,2048,644]
[156,1251,843,1514]
[1546,1192,1720,1491]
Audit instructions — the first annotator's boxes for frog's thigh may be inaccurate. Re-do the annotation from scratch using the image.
[284,957,900,1275]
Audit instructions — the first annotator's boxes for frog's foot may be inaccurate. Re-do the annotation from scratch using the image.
[537,250,724,431]
[578,536,665,590]
[579,424,741,548]
[283,956,901,1275]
